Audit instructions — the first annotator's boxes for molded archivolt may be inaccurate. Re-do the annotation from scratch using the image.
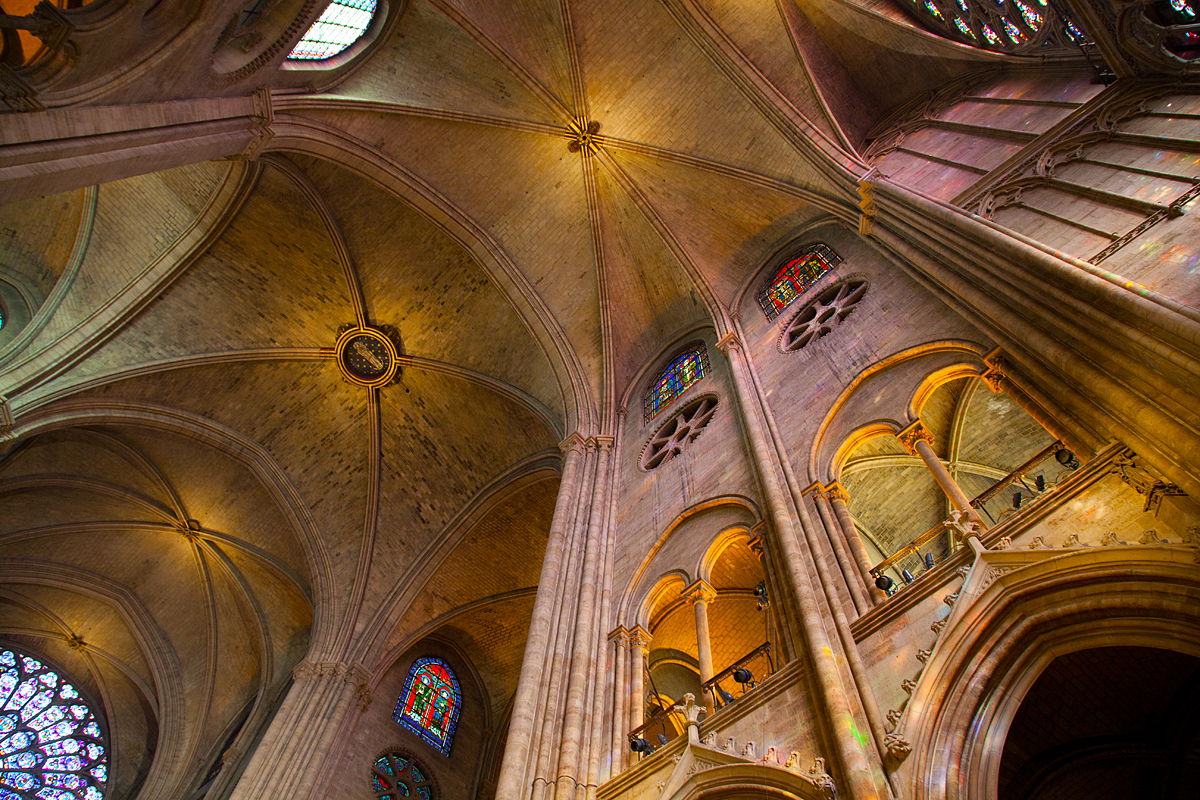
[900,546,1200,800]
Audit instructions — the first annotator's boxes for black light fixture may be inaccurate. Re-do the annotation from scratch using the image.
[1012,491,1023,509]
[753,580,769,611]
[716,687,735,706]
[1035,474,1046,492]
[923,552,936,570]
[874,574,895,592]
[901,569,915,584]
[1055,448,1080,470]
[656,734,669,746]
[733,667,754,684]
[629,736,652,754]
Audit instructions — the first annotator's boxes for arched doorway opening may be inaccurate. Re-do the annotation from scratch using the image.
[998,646,1200,800]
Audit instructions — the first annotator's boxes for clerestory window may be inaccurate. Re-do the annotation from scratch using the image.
[392,658,460,757]
[644,344,709,423]
[287,0,377,60]
[757,244,842,321]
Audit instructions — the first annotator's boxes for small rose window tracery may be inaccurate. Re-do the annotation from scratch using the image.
[641,395,719,470]
[372,751,435,800]
[780,279,867,352]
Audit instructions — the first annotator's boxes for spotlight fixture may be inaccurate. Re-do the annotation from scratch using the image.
[1012,492,1023,509]
[656,734,669,746]
[1055,448,1080,469]
[874,574,895,592]
[716,687,735,706]
[1035,474,1046,492]
[753,580,770,610]
[901,569,915,584]
[923,552,936,570]
[629,736,652,754]
[733,668,755,687]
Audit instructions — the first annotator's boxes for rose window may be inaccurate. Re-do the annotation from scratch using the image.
[898,0,1084,52]
[0,647,107,800]
[371,751,435,800]
[781,280,867,352]
[641,395,719,470]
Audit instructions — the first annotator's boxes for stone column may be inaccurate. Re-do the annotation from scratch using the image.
[683,579,717,711]
[606,627,629,778]
[627,627,651,736]
[897,419,985,526]
[806,483,870,614]
[826,482,887,604]
[981,348,1098,459]
[227,661,368,800]
[719,333,885,800]
[553,437,613,800]
[494,435,586,800]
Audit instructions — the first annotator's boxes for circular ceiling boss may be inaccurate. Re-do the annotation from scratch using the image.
[335,325,401,388]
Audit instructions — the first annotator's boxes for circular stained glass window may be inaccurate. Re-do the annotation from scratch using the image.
[0,647,107,800]
[371,751,435,800]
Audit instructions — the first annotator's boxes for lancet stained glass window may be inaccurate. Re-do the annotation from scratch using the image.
[644,344,709,423]
[287,0,377,60]
[757,244,842,320]
[392,659,460,756]
[0,647,107,800]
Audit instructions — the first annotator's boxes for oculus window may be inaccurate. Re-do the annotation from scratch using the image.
[372,751,435,800]
[288,0,377,60]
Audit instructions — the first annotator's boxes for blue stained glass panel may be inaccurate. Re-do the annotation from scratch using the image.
[0,647,106,800]
[393,658,461,756]
[644,345,710,423]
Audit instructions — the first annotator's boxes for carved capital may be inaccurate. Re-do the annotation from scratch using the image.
[981,347,1008,393]
[896,419,934,455]
[715,331,741,353]
[822,481,850,504]
[945,508,982,545]
[673,692,705,725]
[558,432,586,455]
[242,88,275,161]
[0,396,14,443]
[683,579,717,606]
[628,626,651,653]
[0,65,41,113]
[589,435,615,452]
[607,626,629,646]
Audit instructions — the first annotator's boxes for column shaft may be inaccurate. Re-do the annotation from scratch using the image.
[606,632,628,778]
[553,440,612,800]
[495,440,585,800]
[724,342,881,800]
[810,489,870,614]
[829,493,886,604]
[628,630,649,736]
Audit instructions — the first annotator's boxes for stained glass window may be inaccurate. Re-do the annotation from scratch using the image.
[756,244,843,320]
[371,751,435,800]
[287,0,377,60]
[0,647,107,800]
[392,659,460,757]
[644,344,709,423]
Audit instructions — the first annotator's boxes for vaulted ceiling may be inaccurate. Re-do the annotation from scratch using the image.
[0,0,1055,793]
